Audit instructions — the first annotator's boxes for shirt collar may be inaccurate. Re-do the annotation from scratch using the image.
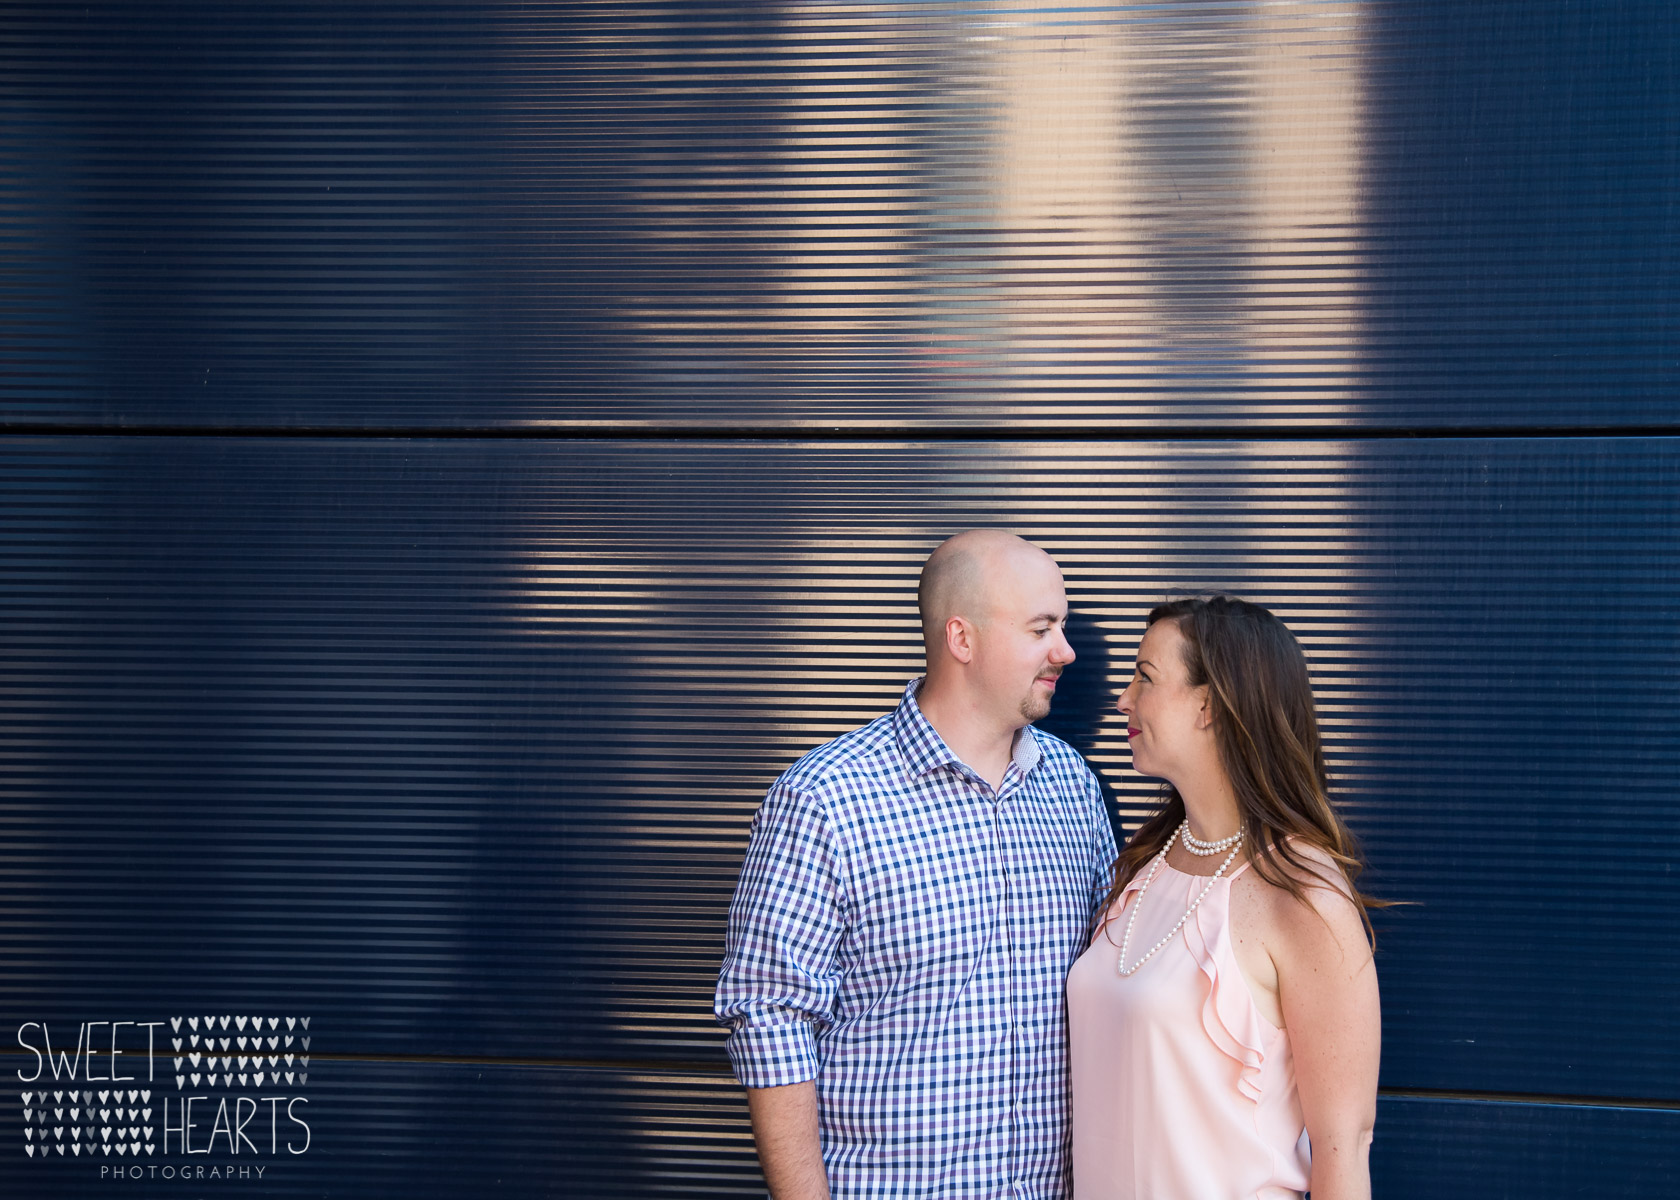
[893,677,1044,781]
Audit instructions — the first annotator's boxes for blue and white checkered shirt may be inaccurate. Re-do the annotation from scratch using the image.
[716,678,1117,1199]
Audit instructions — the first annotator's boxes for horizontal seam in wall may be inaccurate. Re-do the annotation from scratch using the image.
[7,1052,1669,1109]
[2,424,1678,442]
[1378,1087,1679,1111]
[6,1048,1673,1109]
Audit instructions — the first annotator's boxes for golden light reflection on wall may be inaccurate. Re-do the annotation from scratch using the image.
[989,2,1369,418]
[526,2,1376,424]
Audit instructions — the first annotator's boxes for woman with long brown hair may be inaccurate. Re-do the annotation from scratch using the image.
[1068,596,1381,1200]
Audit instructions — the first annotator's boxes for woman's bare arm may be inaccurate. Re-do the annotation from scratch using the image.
[1269,869,1381,1200]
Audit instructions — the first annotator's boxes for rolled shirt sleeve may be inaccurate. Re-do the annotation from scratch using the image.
[714,780,848,1089]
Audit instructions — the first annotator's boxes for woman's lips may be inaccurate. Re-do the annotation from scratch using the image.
[1126,727,1140,738]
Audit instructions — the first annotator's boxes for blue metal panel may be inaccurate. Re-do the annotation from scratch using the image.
[1372,1096,1680,1200]
[2,438,1674,1118]
[1,1,1674,429]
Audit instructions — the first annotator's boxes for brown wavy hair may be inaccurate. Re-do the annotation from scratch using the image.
[1101,596,1384,940]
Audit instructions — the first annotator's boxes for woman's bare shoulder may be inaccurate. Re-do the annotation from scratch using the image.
[1245,840,1369,956]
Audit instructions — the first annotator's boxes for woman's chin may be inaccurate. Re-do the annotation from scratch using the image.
[1129,756,1172,787]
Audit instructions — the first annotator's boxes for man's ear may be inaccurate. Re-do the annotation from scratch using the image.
[945,616,976,665]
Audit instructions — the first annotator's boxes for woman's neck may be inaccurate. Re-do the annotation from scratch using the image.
[1174,766,1243,843]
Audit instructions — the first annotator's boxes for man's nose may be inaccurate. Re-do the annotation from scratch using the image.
[1053,629,1076,664]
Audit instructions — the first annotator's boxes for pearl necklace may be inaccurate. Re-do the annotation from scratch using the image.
[1115,819,1244,978]
[1179,820,1243,856]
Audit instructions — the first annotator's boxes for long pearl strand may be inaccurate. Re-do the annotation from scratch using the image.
[1115,819,1244,978]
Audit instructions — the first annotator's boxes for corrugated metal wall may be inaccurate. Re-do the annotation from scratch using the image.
[2,3,1676,1197]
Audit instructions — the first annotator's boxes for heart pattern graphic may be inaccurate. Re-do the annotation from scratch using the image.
[18,1089,155,1163]
[161,1015,314,1103]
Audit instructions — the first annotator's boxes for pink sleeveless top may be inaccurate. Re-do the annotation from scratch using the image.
[1066,858,1311,1200]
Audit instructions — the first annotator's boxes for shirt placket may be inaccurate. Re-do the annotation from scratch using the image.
[995,765,1025,1199]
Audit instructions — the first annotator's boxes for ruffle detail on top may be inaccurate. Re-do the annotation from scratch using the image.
[1108,871,1148,939]
[1181,876,1267,1104]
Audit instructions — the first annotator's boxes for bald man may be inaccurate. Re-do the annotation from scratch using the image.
[715,531,1117,1199]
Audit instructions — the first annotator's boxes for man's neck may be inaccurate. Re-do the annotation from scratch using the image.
[916,681,1021,794]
